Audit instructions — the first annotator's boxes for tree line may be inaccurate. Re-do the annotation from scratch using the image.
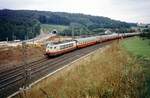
[0,9,136,41]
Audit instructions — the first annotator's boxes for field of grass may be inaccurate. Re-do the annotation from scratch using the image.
[15,42,145,98]
[41,24,68,33]
[122,37,150,59]
[122,37,150,98]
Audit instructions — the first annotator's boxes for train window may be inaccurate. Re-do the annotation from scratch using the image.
[68,43,73,47]
[60,43,74,50]
[60,45,65,49]
[62,45,63,48]
[71,43,73,46]
[54,47,56,49]
[71,43,73,47]
[64,45,66,48]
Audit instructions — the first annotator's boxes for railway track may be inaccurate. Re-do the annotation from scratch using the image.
[0,41,112,98]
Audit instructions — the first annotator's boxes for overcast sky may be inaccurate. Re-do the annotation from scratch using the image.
[0,0,150,23]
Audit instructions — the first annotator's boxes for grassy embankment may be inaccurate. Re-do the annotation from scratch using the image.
[122,37,150,98]
[122,37,150,59]
[15,39,146,98]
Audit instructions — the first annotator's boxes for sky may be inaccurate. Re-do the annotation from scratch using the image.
[0,0,150,24]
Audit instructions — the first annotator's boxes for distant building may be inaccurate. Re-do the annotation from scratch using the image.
[14,40,21,42]
[137,23,147,27]
[104,30,112,35]
[147,24,150,28]
[137,23,150,32]
[131,26,139,32]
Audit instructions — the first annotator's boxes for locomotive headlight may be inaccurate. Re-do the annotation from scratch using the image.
[46,48,49,52]
[46,47,50,52]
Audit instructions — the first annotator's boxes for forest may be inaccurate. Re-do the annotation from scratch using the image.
[0,9,136,41]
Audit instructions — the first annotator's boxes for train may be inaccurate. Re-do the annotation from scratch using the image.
[45,33,140,57]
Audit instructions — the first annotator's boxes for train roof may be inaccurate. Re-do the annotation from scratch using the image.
[75,36,98,42]
[47,40,76,45]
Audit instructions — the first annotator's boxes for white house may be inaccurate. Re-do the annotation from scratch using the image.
[104,30,112,34]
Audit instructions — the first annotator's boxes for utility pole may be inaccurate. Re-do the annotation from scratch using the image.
[12,32,14,41]
[6,37,8,42]
[117,31,120,43]
[70,23,75,39]
[22,41,30,88]
[31,27,35,45]
[71,26,74,39]
[22,40,31,89]
[20,41,31,98]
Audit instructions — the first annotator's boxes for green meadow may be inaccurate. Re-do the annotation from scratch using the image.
[122,37,150,59]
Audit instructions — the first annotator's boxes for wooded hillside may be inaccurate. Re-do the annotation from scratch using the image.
[0,9,136,41]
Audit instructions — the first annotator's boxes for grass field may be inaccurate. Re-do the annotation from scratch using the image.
[41,24,68,33]
[122,37,150,98]
[15,42,145,98]
[122,37,150,59]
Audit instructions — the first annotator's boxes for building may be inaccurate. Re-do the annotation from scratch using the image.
[104,30,112,35]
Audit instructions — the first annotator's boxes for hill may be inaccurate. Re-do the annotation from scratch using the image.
[0,9,136,41]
